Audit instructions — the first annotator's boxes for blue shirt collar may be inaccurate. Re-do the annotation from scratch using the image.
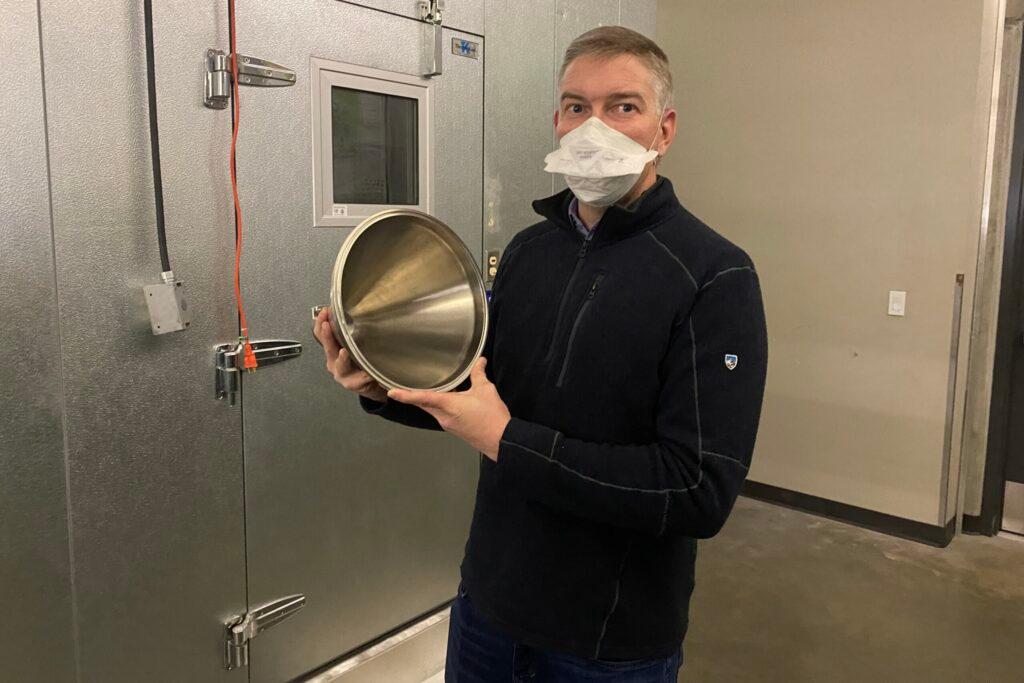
[568,197,598,240]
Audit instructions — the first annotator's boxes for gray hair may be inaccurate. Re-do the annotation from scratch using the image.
[558,26,673,111]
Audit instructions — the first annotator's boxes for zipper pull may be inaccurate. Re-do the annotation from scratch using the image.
[588,275,603,298]
[577,239,590,259]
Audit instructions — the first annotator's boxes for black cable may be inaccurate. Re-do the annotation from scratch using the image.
[143,0,171,272]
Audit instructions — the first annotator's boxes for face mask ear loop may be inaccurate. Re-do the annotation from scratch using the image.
[648,105,667,155]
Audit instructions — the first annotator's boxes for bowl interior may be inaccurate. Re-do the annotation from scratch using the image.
[337,213,486,390]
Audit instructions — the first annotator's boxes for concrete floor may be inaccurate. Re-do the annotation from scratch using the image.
[425,497,1023,682]
[683,498,1024,682]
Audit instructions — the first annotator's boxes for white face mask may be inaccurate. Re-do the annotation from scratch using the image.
[543,115,662,207]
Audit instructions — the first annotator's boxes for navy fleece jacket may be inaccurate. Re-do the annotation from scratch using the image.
[360,176,768,660]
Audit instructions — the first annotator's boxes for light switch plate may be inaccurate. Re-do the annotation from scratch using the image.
[888,290,907,316]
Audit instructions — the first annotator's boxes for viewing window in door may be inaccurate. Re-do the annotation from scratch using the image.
[312,58,433,227]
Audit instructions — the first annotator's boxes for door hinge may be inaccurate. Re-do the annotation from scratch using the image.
[225,594,306,670]
[419,0,445,77]
[205,49,296,109]
[215,339,303,405]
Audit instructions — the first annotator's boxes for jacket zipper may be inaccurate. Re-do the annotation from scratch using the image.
[543,238,593,363]
[555,273,604,388]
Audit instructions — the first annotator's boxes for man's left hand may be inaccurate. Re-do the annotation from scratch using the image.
[387,357,511,461]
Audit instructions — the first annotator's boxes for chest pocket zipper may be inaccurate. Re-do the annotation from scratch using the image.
[555,273,605,388]
[543,239,593,363]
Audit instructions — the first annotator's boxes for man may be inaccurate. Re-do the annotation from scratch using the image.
[314,26,767,682]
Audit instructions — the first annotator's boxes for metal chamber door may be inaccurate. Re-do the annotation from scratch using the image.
[232,3,483,680]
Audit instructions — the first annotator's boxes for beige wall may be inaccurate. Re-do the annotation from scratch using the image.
[657,0,1003,524]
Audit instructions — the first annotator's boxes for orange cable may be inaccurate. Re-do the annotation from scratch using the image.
[228,0,257,370]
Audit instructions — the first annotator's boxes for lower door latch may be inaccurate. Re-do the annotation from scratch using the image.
[215,339,302,405]
[225,594,307,670]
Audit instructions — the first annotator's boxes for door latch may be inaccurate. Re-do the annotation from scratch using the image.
[215,339,303,405]
[205,49,296,109]
[419,0,445,77]
[225,594,306,670]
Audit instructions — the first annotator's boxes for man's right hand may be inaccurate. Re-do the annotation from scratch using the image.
[313,307,389,404]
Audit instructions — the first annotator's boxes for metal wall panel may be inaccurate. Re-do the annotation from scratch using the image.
[554,0,620,59]
[232,2,481,680]
[37,0,247,680]
[483,0,556,253]
[619,0,657,38]
[0,1,76,680]
[1,1,665,680]
[550,0,622,195]
[343,0,484,35]
[483,0,656,243]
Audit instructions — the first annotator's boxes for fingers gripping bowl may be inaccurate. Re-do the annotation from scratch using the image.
[320,209,489,393]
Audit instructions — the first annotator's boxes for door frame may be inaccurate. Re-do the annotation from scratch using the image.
[230,2,484,679]
[973,25,1024,535]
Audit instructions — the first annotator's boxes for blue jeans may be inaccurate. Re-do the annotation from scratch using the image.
[445,584,682,682]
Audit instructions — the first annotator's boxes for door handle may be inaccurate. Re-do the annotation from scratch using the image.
[214,339,303,404]
[225,594,306,670]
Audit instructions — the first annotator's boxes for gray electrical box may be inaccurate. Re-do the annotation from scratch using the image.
[143,271,190,335]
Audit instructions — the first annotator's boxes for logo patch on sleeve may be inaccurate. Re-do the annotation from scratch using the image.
[724,354,738,370]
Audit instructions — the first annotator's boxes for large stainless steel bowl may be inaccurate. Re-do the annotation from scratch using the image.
[325,209,488,392]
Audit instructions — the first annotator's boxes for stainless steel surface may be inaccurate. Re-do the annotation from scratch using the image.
[940,274,966,524]
[305,607,450,683]
[205,49,297,109]
[226,594,308,670]
[328,209,488,392]
[420,0,444,77]
[0,1,663,681]
[342,0,483,36]
[619,0,657,38]
[235,53,297,86]
[1,1,659,680]
[483,0,556,254]
[1004,481,1024,535]
[554,0,621,59]
[37,0,247,679]
[143,270,191,334]
[1,1,76,680]
[551,0,621,194]
[205,49,233,110]
[235,2,481,680]
[215,339,304,404]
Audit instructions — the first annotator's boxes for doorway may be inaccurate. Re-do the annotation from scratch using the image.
[983,21,1024,536]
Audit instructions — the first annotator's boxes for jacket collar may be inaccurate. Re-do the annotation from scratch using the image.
[531,176,682,245]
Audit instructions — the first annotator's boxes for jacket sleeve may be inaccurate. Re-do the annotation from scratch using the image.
[358,393,444,430]
[495,266,768,538]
